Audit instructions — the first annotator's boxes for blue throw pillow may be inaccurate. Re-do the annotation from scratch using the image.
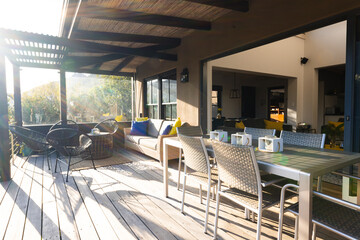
[161,124,173,135]
[130,120,149,136]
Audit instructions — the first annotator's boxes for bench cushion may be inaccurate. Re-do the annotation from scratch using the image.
[139,138,158,150]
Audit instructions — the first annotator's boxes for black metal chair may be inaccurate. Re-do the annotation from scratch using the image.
[9,125,50,169]
[49,120,79,131]
[93,118,119,135]
[46,128,94,182]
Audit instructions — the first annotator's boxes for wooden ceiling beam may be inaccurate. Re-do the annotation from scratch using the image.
[78,3,211,30]
[112,56,134,73]
[71,30,181,45]
[65,67,134,77]
[64,53,127,68]
[183,0,249,12]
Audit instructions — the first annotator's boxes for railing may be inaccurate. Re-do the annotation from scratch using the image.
[9,130,20,165]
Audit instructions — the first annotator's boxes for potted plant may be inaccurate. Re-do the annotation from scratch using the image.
[322,122,344,148]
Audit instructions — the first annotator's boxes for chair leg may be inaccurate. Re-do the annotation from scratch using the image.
[311,224,317,240]
[46,150,50,170]
[256,210,262,240]
[89,148,96,170]
[252,211,255,222]
[204,183,211,233]
[181,166,187,213]
[199,184,203,204]
[244,208,249,220]
[177,149,182,190]
[294,216,299,240]
[66,155,72,182]
[213,189,221,240]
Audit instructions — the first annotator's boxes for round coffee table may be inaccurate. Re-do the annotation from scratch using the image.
[87,132,113,159]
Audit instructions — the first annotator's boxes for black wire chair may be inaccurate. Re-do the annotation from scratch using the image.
[93,118,119,135]
[49,120,79,131]
[46,128,95,182]
[9,125,51,169]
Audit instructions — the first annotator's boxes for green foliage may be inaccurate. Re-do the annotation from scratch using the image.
[7,94,14,124]
[21,81,60,124]
[322,122,344,145]
[67,75,132,122]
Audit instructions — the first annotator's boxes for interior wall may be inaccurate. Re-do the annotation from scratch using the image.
[303,21,346,131]
[136,1,359,127]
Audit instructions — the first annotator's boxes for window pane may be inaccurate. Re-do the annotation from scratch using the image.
[21,68,60,125]
[153,105,158,118]
[152,79,158,104]
[147,81,151,104]
[171,104,177,120]
[170,80,177,103]
[162,79,169,103]
[148,106,153,119]
[164,105,171,120]
[67,73,132,123]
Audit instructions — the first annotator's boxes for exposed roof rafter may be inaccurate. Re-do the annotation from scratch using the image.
[112,56,134,73]
[78,3,211,30]
[71,30,181,45]
[183,0,249,12]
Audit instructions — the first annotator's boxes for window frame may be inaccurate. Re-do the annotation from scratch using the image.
[144,69,177,120]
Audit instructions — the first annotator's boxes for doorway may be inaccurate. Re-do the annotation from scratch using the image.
[268,87,285,122]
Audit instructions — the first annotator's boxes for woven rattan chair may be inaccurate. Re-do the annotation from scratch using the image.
[176,126,204,190]
[93,118,119,135]
[49,119,79,131]
[9,125,51,169]
[244,127,276,140]
[46,128,94,182]
[212,141,294,240]
[177,133,217,233]
[278,183,360,240]
[280,130,325,148]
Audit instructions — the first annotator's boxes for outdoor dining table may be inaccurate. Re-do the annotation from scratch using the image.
[163,136,360,240]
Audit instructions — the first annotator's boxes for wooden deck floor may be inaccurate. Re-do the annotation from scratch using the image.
[0,149,345,240]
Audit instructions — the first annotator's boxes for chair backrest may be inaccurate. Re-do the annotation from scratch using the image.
[280,131,325,148]
[94,118,119,135]
[50,120,79,131]
[177,133,210,174]
[46,128,79,156]
[212,141,261,196]
[9,125,48,151]
[244,127,276,140]
[177,125,203,137]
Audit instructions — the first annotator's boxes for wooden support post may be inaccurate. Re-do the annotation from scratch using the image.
[13,65,22,126]
[60,70,67,123]
[0,54,11,182]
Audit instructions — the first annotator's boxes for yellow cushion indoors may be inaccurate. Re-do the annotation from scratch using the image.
[235,121,245,129]
[115,115,123,122]
[264,119,283,131]
[135,117,149,122]
[169,117,181,135]
[328,121,344,131]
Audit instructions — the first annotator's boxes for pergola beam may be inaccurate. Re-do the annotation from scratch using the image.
[0,28,177,61]
[183,0,249,12]
[78,3,211,30]
[71,30,181,45]
[63,53,127,69]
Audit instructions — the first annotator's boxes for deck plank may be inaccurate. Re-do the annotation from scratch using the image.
[58,161,100,240]
[72,170,120,240]
[52,156,80,240]
[90,168,158,240]
[23,156,44,240]
[0,156,28,239]
[4,156,36,240]
[42,154,61,240]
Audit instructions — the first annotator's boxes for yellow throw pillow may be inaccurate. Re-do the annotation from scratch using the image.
[235,121,245,129]
[103,113,110,117]
[328,121,344,131]
[135,117,149,122]
[169,117,181,135]
[264,119,283,131]
[115,115,123,122]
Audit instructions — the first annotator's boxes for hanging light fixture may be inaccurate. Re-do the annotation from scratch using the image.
[229,72,241,99]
